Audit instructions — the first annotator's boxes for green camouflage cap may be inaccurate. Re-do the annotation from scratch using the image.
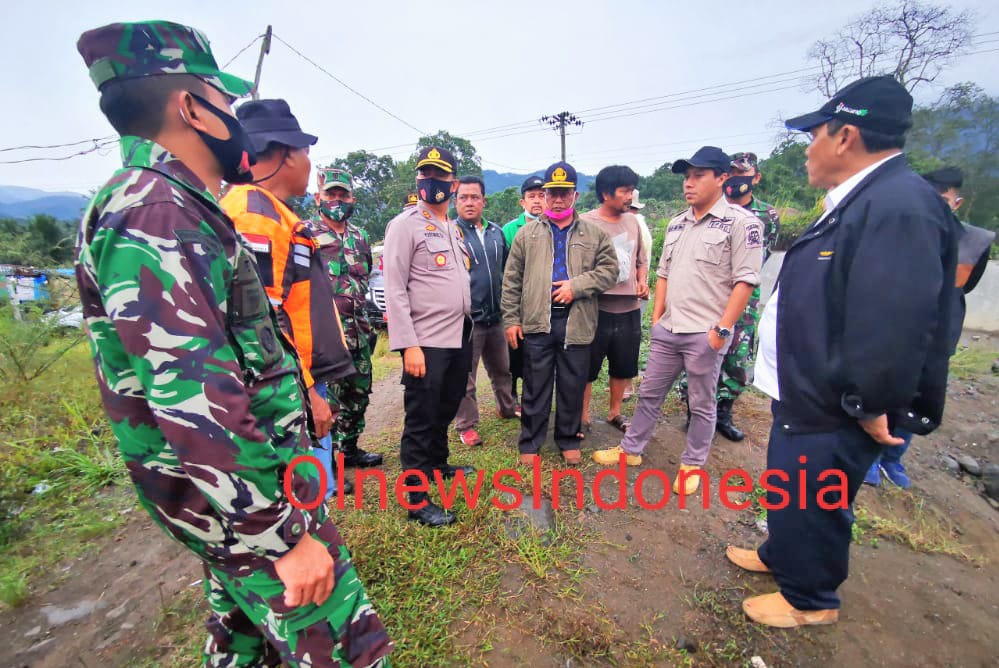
[730,152,759,172]
[317,167,353,193]
[77,21,254,98]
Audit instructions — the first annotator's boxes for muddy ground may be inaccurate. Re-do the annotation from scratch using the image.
[3,335,998,668]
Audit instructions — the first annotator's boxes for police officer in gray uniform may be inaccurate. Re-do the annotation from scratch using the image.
[383,146,475,526]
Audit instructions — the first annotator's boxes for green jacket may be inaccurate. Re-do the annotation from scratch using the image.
[502,211,531,248]
[501,213,619,346]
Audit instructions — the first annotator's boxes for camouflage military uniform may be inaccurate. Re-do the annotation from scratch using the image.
[678,197,779,402]
[76,21,391,668]
[306,217,375,452]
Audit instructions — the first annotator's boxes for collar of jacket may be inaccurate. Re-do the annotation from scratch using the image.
[790,155,907,249]
[457,217,497,234]
[120,135,218,204]
[534,211,583,234]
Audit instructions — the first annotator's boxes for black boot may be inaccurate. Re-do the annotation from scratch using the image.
[715,398,745,442]
[341,439,383,468]
[438,464,476,480]
[407,492,456,527]
[334,475,354,496]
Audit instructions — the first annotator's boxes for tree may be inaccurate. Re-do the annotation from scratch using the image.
[638,163,684,204]
[483,187,522,227]
[807,0,973,97]
[326,150,399,239]
[757,139,823,210]
[907,84,999,234]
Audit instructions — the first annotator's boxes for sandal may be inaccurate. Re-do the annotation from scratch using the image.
[577,421,592,440]
[606,414,629,433]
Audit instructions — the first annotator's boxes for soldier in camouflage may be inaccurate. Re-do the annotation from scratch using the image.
[307,167,383,469]
[678,151,780,441]
[75,21,391,668]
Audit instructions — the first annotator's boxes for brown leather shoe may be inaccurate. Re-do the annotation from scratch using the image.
[742,592,839,628]
[561,449,582,465]
[726,546,770,573]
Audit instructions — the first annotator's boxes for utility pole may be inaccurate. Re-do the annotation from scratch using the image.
[251,25,273,101]
[540,111,583,161]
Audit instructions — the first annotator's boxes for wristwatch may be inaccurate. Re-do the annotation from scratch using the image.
[712,325,732,339]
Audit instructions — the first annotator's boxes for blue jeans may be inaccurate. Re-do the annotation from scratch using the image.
[876,429,912,465]
[314,383,338,499]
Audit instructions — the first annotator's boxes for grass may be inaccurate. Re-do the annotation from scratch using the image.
[855,487,982,562]
[949,344,997,380]
[0,342,132,608]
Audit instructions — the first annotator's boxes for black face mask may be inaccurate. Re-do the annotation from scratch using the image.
[186,92,257,185]
[417,177,453,204]
[723,175,755,199]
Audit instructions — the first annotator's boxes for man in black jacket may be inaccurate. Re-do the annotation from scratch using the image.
[454,175,519,446]
[725,76,960,628]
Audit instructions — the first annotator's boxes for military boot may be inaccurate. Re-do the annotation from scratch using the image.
[715,398,745,441]
[341,438,383,468]
[407,492,456,527]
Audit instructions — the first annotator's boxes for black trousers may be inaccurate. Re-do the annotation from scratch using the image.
[508,343,524,401]
[400,320,472,479]
[519,311,590,454]
[758,407,883,610]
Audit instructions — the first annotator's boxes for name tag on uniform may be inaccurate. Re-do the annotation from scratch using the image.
[707,219,733,233]
[293,243,311,267]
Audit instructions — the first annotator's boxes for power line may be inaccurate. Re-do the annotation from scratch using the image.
[221,34,264,69]
[0,135,116,154]
[0,137,119,165]
[271,32,426,136]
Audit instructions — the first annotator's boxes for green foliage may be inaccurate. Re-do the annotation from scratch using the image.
[773,197,824,250]
[638,162,684,203]
[0,215,77,266]
[482,186,522,227]
[757,139,823,208]
[0,304,85,383]
[907,83,999,235]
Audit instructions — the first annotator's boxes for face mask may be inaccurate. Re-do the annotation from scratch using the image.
[417,177,453,204]
[525,212,538,221]
[545,208,575,221]
[183,92,257,184]
[723,175,755,198]
[319,199,354,222]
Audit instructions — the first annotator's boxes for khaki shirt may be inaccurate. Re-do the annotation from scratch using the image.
[657,197,763,333]
[383,201,471,350]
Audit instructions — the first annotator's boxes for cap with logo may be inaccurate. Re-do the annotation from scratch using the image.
[416,146,456,174]
[730,152,759,172]
[236,99,318,154]
[785,75,913,134]
[543,161,577,189]
[404,192,419,208]
[77,20,253,99]
[671,146,731,174]
[317,167,353,193]
[521,175,545,194]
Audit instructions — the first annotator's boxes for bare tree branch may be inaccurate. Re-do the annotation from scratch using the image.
[806,0,974,98]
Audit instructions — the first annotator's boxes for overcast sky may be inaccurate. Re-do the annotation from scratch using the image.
[1,0,996,194]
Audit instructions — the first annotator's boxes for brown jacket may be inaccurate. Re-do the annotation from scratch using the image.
[501,213,618,346]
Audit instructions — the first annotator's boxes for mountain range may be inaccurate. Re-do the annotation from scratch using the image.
[0,170,596,221]
[482,169,595,195]
[0,185,90,221]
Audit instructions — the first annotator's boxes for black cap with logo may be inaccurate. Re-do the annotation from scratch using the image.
[521,175,545,194]
[671,146,730,174]
[416,146,456,173]
[237,99,318,154]
[543,161,577,189]
[785,75,913,134]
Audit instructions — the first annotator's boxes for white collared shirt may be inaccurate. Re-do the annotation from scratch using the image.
[753,153,903,400]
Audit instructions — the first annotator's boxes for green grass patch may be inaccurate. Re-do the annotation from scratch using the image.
[950,344,997,380]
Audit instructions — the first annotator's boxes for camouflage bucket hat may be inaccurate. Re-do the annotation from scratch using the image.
[77,21,254,98]
[318,167,353,193]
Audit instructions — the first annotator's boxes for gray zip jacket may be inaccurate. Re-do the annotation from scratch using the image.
[501,212,619,346]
